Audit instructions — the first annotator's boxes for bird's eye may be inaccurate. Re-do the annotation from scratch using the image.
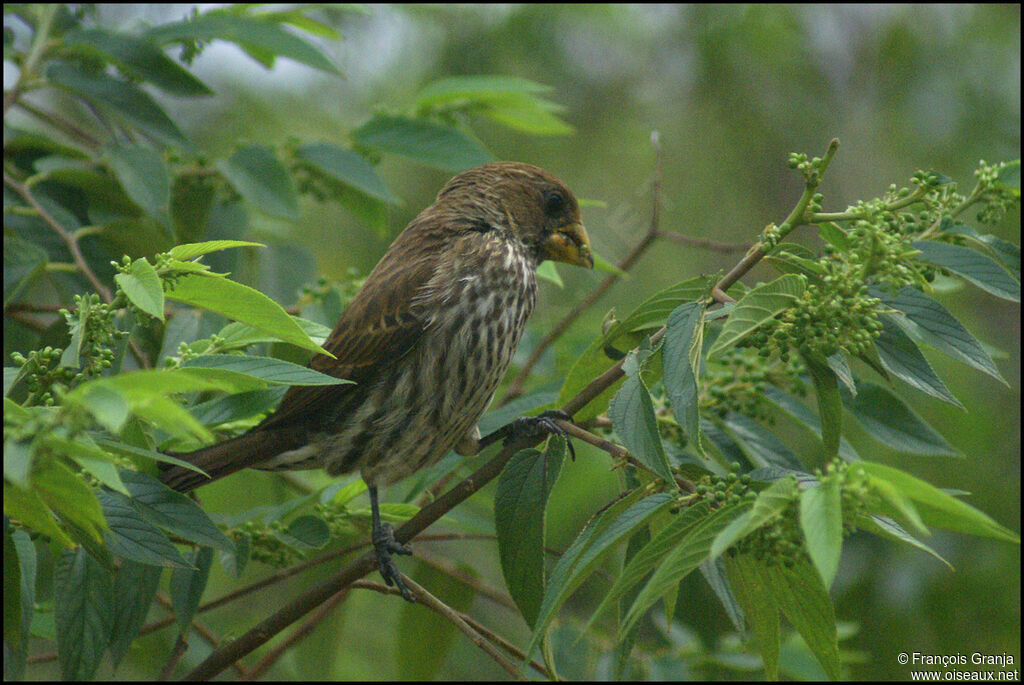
[543,190,565,216]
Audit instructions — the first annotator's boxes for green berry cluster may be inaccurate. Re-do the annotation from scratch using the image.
[59,293,125,382]
[693,467,758,507]
[788,152,827,184]
[973,160,1020,225]
[10,346,75,406]
[771,278,883,359]
[231,519,302,568]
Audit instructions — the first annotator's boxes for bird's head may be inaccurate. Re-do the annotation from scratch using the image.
[438,162,594,269]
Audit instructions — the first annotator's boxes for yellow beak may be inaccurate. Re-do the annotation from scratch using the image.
[540,221,594,268]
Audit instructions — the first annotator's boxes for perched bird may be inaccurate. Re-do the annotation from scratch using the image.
[160,162,593,599]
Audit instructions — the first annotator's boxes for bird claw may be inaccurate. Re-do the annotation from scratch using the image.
[372,522,414,601]
[503,409,577,461]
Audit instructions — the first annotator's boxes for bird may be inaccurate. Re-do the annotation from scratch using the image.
[160,161,593,599]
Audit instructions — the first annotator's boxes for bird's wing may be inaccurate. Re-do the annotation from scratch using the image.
[256,246,438,431]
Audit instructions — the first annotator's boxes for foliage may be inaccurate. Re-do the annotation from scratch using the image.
[3,4,1019,681]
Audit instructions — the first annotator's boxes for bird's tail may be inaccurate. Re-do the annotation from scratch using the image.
[159,428,305,493]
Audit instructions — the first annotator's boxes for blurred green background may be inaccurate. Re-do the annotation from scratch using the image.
[15,4,1019,680]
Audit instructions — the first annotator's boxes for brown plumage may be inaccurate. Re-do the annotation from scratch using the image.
[160,162,592,598]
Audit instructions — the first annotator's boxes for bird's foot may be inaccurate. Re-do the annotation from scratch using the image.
[372,522,414,602]
[503,409,577,460]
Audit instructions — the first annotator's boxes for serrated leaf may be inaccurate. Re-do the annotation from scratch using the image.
[723,554,780,679]
[118,470,234,553]
[764,557,840,680]
[621,502,751,636]
[3,483,75,548]
[913,240,1019,302]
[108,560,162,668]
[857,515,953,570]
[609,350,675,483]
[217,144,299,219]
[33,459,107,543]
[54,547,113,681]
[939,222,1020,281]
[799,476,843,588]
[165,273,330,355]
[709,274,805,358]
[495,438,565,626]
[841,380,960,456]
[97,490,190,568]
[181,354,353,386]
[858,462,1019,543]
[352,114,494,172]
[167,240,264,261]
[876,286,1005,384]
[115,257,165,320]
[875,315,963,408]
[663,301,705,450]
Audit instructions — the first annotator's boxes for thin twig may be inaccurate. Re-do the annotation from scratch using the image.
[415,548,518,611]
[241,588,351,681]
[12,99,101,148]
[399,575,529,681]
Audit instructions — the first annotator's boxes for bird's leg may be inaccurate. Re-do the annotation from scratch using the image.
[369,485,414,602]
[476,409,577,460]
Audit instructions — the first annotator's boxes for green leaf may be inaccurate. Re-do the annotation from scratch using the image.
[876,286,1005,384]
[710,476,799,560]
[939,222,1020,281]
[170,546,214,632]
[799,475,843,588]
[54,547,113,681]
[723,554,780,680]
[857,515,953,570]
[841,381,960,457]
[115,257,165,321]
[708,274,806,358]
[97,490,191,568]
[118,470,234,553]
[33,459,107,543]
[217,144,299,219]
[495,439,565,626]
[104,142,171,225]
[621,502,751,636]
[167,240,265,261]
[64,28,213,96]
[296,143,399,203]
[352,114,495,172]
[165,273,330,355]
[526,487,650,660]
[609,350,675,483]
[763,557,840,680]
[415,75,574,134]
[3,235,49,305]
[803,353,842,463]
[816,222,849,251]
[576,499,710,643]
[146,9,340,74]
[108,560,162,667]
[6,529,36,679]
[718,412,804,471]
[278,515,331,550]
[46,62,190,149]
[3,528,22,650]
[415,75,553,109]
[181,354,353,386]
[762,386,860,462]
[662,301,705,449]
[913,240,1020,302]
[3,483,75,548]
[874,315,963,408]
[858,462,1019,543]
